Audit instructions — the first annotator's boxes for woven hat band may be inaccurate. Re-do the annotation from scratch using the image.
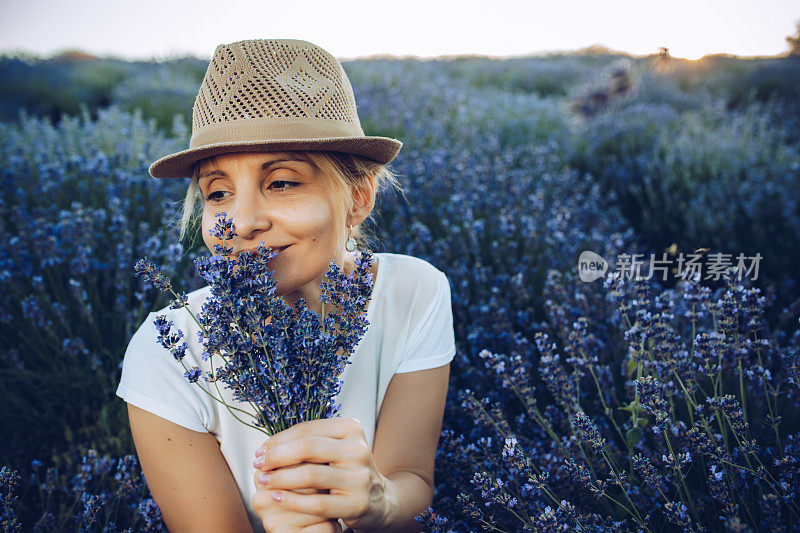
[190,117,366,150]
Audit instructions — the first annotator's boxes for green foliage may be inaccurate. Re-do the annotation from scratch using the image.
[568,91,800,312]
[725,57,800,111]
[0,57,128,123]
[111,63,204,133]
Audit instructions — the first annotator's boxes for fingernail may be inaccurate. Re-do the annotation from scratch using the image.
[272,492,283,502]
[258,472,271,485]
[253,455,264,469]
[255,443,267,457]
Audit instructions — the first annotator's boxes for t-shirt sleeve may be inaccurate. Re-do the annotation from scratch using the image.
[116,311,213,433]
[395,270,456,373]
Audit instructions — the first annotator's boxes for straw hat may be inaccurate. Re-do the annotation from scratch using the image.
[149,39,402,179]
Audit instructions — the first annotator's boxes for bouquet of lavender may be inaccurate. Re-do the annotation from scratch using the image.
[133,212,375,436]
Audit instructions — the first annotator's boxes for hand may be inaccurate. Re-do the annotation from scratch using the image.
[252,464,343,533]
[252,417,397,531]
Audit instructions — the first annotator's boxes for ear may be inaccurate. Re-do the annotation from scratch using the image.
[347,172,377,227]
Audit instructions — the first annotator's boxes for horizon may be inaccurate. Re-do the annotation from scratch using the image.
[0,44,791,63]
[1,0,797,63]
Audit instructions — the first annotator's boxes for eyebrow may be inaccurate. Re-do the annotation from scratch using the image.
[197,154,310,182]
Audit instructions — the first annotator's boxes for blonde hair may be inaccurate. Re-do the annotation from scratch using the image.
[173,151,404,252]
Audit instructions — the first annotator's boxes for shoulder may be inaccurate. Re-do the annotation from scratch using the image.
[375,253,451,317]
[377,253,449,293]
[377,254,456,371]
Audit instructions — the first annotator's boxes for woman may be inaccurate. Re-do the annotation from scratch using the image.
[116,39,455,532]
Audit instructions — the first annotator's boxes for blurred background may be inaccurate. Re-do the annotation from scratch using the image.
[1,1,799,531]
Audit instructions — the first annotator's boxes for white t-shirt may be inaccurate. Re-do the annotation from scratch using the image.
[116,252,456,532]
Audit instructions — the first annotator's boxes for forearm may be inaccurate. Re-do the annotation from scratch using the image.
[354,471,432,533]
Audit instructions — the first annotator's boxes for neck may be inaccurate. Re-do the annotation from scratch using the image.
[281,251,357,318]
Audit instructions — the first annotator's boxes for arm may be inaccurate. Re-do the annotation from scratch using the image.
[127,403,255,533]
[366,362,450,532]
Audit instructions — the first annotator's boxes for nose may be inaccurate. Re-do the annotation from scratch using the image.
[229,192,271,242]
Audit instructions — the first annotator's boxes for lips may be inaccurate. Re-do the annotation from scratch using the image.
[233,245,290,257]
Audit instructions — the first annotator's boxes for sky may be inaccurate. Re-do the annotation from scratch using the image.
[0,0,798,61]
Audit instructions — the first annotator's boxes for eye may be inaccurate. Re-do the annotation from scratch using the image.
[269,180,298,191]
[205,190,230,202]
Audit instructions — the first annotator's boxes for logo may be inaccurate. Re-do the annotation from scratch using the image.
[577,249,763,282]
[578,251,608,282]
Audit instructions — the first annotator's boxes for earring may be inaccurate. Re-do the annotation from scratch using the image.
[345,226,357,252]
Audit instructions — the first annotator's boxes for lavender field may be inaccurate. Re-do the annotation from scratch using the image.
[1,52,800,531]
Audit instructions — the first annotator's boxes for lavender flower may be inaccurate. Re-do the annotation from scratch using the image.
[32,512,55,532]
[4,59,800,533]
[414,505,452,533]
[184,367,202,383]
[760,493,783,532]
[137,498,165,532]
[535,332,577,409]
[1,467,22,532]
[561,457,605,498]
[136,213,375,435]
[632,453,666,494]
[152,316,187,362]
[573,410,606,456]
[635,375,669,428]
[470,471,519,513]
[134,257,172,293]
[708,395,749,436]
[786,348,800,389]
[75,492,106,531]
[114,455,142,500]
[707,464,738,521]
[662,501,693,530]
[3,448,163,531]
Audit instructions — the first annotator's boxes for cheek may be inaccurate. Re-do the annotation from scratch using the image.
[200,210,215,250]
[285,197,338,241]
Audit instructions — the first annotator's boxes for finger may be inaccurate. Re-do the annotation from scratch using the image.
[258,462,361,491]
[270,489,367,520]
[300,520,343,533]
[255,437,270,457]
[263,418,364,455]
[253,463,319,494]
[261,511,334,533]
[263,435,368,470]
[256,466,329,493]
[252,491,332,528]
[278,511,334,529]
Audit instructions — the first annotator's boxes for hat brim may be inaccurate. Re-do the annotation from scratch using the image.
[149,136,402,179]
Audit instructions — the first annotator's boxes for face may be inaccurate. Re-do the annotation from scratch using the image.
[198,152,346,308]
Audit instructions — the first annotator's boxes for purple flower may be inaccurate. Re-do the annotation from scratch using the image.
[134,257,172,293]
[707,464,738,521]
[152,315,187,361]
[137,498,165,532]
[573,410,606,456]
[414,505,450,533]
[184,367,202,383]
[138,213,375,435]
[114,455,142,500]
[209,211,237,255]
[635,375,669,427]
[663,501,692,529]
[75,492,106,531]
